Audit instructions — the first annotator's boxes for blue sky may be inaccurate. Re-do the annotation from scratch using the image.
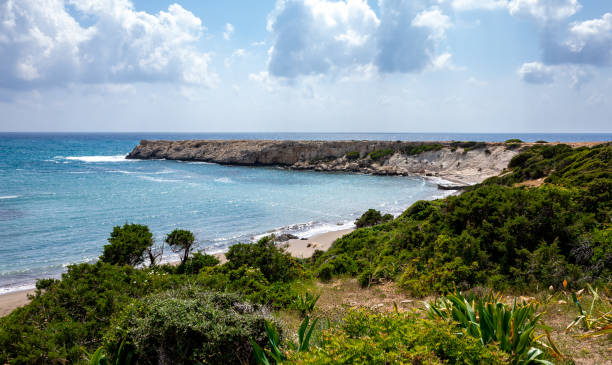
[0,0,610,132]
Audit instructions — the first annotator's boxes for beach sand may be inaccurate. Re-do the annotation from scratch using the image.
[0,289,35,317]
[1,228,354,317]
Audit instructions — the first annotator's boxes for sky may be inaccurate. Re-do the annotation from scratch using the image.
[0,0,611,133]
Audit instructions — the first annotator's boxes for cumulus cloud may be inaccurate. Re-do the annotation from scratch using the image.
[223,23,235,40]
[266,0,379,78]
[0,0,215,89]
[451,0,508,11]
[412,6,452,41]
[266,0,453,78]
[517,62,555,83]
[554,13,612,66]
[508,0,581,23]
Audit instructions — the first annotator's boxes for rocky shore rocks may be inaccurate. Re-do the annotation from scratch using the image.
[127,140,523,185]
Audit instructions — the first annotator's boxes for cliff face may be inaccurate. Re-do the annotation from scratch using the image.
[127,140,521,185]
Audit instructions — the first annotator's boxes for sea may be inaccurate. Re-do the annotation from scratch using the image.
[1,132,610,294]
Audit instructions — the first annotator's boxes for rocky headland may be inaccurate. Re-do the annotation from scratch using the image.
[126,140,526,186]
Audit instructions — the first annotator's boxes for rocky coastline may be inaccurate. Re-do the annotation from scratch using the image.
[126,140,524,186]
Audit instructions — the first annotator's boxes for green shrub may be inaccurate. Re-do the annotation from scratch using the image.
[290,309,506,364]
[368,149,394,161]
[176,252,219,274]
[0,262,179,363]
[401,143,443,155]
[505,138,523,143]
[536,140,548,143]
[354,209,392,228]
[450,141,487,152]
[100,223,153,266]
[225,236,302,282]
[312,143,611,293]
[104,289,271,365]
[345,151,360,160]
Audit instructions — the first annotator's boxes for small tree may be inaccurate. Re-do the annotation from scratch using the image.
[100,223,153,266]
[166,229,195,265]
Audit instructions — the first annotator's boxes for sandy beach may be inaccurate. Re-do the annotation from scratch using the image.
[0,289,35,317]
[0,228,354,317]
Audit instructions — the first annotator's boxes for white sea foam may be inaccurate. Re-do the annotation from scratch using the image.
[0,195,19,200]
[65,155,130,163]
[214,177,234,184]
[251,220,356,242]
[0,283,36,295]
[137,176,183,183]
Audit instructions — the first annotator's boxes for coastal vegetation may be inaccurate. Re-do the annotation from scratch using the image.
[0,142,610,364]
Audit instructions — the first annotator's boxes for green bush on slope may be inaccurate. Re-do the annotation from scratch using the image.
[104,289,270,365]
[310,143,612,295]
[289,309,506,364]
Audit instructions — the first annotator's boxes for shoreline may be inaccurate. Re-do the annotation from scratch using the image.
[0,174,457,313]
[0,228,355,317]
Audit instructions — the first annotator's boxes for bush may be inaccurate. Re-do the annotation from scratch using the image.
[104,289,271,365]
[225,236,302,282]
[176,252,219,274]
[100,223,153,266]
[354,209,392,228]
[290,309,506,364]
[345,151,360,160]
[312,142,611,293]
[401,143,443,155]
[505,138,523,143]
[450,141,487,152]
[0,262,179,363]
[368,149,394,161]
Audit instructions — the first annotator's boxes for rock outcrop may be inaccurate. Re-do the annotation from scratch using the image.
[127,140,523,185]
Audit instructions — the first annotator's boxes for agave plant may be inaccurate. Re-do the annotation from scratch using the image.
[87,340,134,365]
[252,315,319,365]
[426,292,555,365]
[293,291,321,316]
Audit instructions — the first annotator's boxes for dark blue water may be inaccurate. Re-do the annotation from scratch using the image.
[0,132,610,293]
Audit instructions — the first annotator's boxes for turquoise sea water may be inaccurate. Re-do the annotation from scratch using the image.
[0,132,610,293]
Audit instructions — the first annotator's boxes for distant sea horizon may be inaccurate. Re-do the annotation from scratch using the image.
[1,132,610,294]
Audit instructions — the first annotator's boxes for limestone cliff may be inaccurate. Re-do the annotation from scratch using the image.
[127,140,523,186]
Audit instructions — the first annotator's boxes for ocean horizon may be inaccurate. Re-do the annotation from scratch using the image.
[1,132,610,294]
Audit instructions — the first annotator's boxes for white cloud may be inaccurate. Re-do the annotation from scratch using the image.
[508,0,581,23]
[451,0,508,11]
[266,0,379,78]
[266,0,453,78]
[0,0,216,89]
[517,62,555,83]
[412,6,452,41]
[223,23,235,40]
[561,13,612,66]
[431,53,463,71]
